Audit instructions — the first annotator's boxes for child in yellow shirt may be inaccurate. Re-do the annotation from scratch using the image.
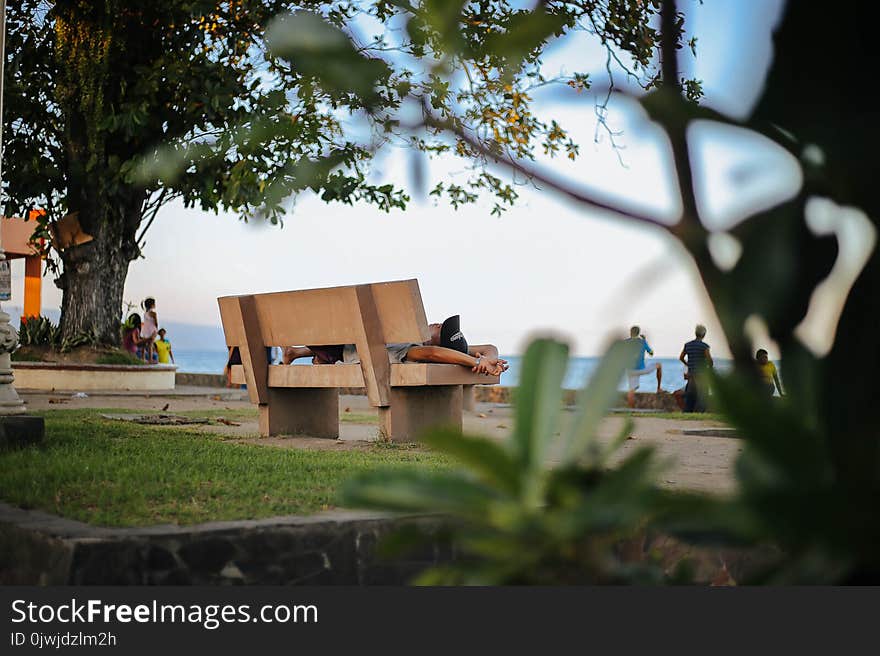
[756,349,783,397]
[155,328,174,364]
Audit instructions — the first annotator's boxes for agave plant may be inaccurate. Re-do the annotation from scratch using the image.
[18,316,61,347]
[344,337,712,584]
[60,327,97,353]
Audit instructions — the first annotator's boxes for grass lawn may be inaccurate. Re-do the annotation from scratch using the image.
[0,408,448,527]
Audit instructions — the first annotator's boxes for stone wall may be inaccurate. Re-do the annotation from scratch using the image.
[0,503,451,585]
[15,362,177,391]
[176,372,227,388]
[0,502,773,586]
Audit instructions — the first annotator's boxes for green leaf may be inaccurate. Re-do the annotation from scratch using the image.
[552,447,660,538]
[559,339,640,466]
[405,0,468,56]
[510,338,569,475]
[711,372,831,491]
[341,469,499,521]
[421,429,521,496]
[482,8,569,79]
[727,193,837,342]
[266,11,389,104]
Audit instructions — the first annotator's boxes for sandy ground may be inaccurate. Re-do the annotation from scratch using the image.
[22,389,742,495]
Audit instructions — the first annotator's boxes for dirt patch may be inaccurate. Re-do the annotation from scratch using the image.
[101,413,211,426]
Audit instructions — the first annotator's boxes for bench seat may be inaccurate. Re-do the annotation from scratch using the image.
[229,363,499,388]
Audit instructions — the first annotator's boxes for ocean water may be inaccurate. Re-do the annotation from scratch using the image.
[174,350,738,392]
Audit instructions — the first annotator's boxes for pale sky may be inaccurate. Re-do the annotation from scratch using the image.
[11,0,871,358]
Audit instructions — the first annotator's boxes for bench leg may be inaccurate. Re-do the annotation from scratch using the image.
[258,388,339,438]
[462,384,476,412]
[378,386,462,443]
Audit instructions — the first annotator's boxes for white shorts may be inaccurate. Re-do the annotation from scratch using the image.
[627,362,660,391]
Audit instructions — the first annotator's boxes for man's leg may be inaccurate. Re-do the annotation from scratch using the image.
[655,362,663,393]
[695,381,708,412]
[684,379,696,413]
[672,387,686,411]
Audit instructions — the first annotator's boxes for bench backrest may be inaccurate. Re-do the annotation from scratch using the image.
[218,279,430,407]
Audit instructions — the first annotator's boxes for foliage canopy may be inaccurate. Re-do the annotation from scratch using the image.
[4,0,693,343]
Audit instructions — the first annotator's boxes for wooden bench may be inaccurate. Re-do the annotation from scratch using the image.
[218,279,499,442]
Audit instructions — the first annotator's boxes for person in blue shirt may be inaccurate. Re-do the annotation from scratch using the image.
[624,325,662,408]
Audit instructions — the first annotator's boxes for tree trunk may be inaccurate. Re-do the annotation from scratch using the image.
[57,240,132,347]
[56,197,141,347]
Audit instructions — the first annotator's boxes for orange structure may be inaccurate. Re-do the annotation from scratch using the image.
[2,211,44,321]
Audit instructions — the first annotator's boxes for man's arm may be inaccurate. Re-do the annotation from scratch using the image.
[469,343,498,359]
[468,343,509,374]
[406,345,506,376]
[679,348,687,366]
[705,347,714,368]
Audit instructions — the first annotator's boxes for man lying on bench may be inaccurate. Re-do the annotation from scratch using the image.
[281,315,508,377]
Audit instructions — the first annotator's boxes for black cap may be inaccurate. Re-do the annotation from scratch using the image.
[439,315,468,354]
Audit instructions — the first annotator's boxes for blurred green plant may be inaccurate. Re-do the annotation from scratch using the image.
[12,1,874,583]
[635,3,880,584]
[339,1,879,584]
[344,337,718,584]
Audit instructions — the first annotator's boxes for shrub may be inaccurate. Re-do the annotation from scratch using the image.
[18,316,61,348]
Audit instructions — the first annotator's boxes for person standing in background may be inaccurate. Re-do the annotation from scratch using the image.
[624,325,662,408]
[756,349,783,397]
[122,313,141,358]
[155,328,174,364]
[139,297,159,363]
[679,324,713,412]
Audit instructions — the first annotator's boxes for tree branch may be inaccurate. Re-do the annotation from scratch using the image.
[660,0,680,90]
[136,188,172,247]
[660,0,701,236]
[422,108,671,231]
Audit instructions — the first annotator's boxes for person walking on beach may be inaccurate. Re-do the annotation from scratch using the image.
[755,349,783,397]
[155,328,175,365]
[679,324,713,412]
[624,325,662,407]
[139,297,159,363]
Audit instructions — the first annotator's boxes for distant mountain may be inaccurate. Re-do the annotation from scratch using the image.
[9,306,227,351]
